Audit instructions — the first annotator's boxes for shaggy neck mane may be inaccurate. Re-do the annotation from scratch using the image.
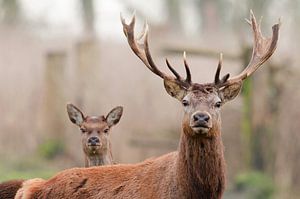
[176,130,226,199]
[87,153,113,167]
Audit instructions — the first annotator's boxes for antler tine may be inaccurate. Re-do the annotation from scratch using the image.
[165,55,192,86]
[183,52,192,84]
[166,58,181,79]
[214,53,230,86]
[216,10,280,88]
[143,31,167,78]
[137,21,148,40]
[165,52,192,86]
[121,13,193,89]
[120,13,167,79]
[214,53,222,84]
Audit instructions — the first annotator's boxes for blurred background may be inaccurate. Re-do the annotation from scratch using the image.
[0,0,299,198]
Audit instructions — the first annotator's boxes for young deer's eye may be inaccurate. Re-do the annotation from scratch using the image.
[215,101,222,108]
[80,128,87,133]
[182,100,190,107]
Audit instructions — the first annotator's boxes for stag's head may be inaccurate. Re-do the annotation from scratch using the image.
[67,104,123,155]
[121,11,280,138]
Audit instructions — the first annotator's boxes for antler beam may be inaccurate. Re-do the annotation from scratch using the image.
[214,10,280,88]
[121,13,193,89]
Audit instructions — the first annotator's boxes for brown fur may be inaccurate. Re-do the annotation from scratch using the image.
[14,52,242,198]
[0,179,24,199]
[0,106,123,199]
[67,104,123,167]
[80,116,114,167]
[15,14,269,196]
[15,114,226,199]
[15,80,233,199]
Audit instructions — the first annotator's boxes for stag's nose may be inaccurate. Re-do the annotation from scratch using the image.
[191,112,211,128]
[193,112,210,123]
[88,137,100,146]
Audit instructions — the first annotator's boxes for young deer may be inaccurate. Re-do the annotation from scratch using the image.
[15,12,279,199]
[0,105,123,199]
[67,103,123,167]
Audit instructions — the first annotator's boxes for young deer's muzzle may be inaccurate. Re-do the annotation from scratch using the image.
[87,136,101,147]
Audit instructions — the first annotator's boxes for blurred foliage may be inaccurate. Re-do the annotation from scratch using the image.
[235,171,275,199]
[0,167,56,182]
[0,158,57,182]
[0,0,20,24]
[80,0,95,31]
[37,139,65,160]
[241,77,252,169]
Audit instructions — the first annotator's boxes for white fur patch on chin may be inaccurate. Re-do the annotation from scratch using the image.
[87,146,100,155]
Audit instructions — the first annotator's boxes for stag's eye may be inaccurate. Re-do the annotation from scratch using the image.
[182,99,190,107]
[215,101,222,108]
[103,128,109,133]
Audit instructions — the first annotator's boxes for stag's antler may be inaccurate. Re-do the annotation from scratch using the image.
[121,11,280,91]
[213,10,280,88]
[121,14,192,89]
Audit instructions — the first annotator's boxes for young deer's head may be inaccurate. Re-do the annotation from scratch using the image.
[121,11,279,138]
[67,104,123,165]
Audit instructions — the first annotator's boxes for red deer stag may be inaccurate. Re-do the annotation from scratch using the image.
[67,103,123,167]
[0,105,123,199]
[15,11,279,199]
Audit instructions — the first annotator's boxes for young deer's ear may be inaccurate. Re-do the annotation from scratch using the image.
[164,79,187,101]
[106,106,123,127]
[219,82,243,103]
[67,104,85,126]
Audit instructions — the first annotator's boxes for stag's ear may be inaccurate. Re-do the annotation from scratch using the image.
[67,104,85,126]
[164,79,187,101]
[106,106,123,127]
[219,82,243,103]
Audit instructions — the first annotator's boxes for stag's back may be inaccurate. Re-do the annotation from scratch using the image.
[16,152,178,199]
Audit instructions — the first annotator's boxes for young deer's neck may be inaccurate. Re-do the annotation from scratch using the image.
[84,145,113,167]
[176,126,226,199]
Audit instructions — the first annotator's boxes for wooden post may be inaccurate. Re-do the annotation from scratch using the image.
[42,51,67,139]
[75,37,99,107]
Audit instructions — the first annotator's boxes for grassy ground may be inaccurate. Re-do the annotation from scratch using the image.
[0,167,56,182]
[0,157,61,182]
